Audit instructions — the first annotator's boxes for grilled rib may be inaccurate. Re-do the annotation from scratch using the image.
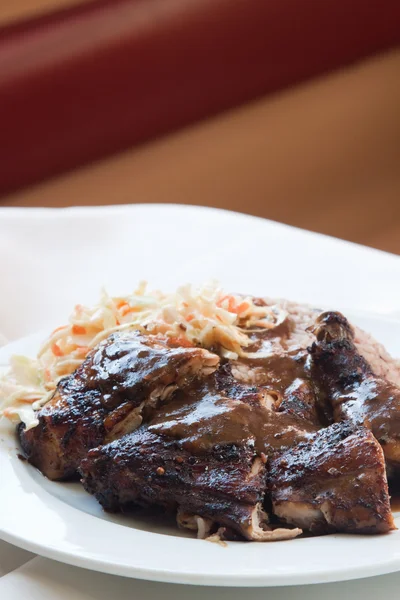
[19,331,219,480]
[269,422,395,534]
[79,365,320,541]
[309,311,400,473]
[146,364,318,457]
[80,426,301,542]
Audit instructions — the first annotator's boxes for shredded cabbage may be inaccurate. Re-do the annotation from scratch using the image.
[0,281,285,430]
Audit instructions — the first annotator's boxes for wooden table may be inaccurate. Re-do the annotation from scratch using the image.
[2,47,400,255]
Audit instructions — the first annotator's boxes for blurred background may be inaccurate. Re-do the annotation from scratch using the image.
[1,0,399,254]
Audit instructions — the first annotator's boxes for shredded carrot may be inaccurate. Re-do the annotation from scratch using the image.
[44,368,51,382]
[228,297,237,313]
[51,343,64,357]
[233,301,250,315]
[116,301,142,316]
[72,324,87,335]
[182,302,189,308]
[168,336,194,348]
[75,304,83,313]
[217,295,249,314]
[120,305,140,316]
[117,302,141,316]
[217,295,237,313]
[186,314,195,322]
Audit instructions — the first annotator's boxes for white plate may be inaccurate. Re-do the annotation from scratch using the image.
[1,312,400,587]
[1,204,400,587]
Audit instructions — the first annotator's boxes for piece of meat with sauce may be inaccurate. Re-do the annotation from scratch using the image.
[232,297,400,428]
[80,365,318,542]
[309,311,400,474]
[80,426,301,542]
[262,297,400,387]
[19,331,219,480]
[147,363,319,458]
[229,299,324,427]
[231,352,322,427]
[269,422,395,535]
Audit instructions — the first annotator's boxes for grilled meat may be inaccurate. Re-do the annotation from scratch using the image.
[147,364,318,457]
[231,352,322,427]
[254,297,400,387]
[309,311,400,472]
[19,331,219,480]
[230,299,324,427]
[80,426,301,541]
[276,377,321,424]
[80,365,319,541]
[269,422,395,534]
[16,296,400,542]
[233,297,400,425]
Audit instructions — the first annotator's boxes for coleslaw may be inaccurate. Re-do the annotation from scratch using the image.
[0,281,285,430]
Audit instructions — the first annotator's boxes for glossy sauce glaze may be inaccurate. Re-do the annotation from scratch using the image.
[149,369,319,456]
[232,347,322,425]
[85,330,217,409]
[238,350,309,390]
[310,313,400,453]
[149,312,321,456]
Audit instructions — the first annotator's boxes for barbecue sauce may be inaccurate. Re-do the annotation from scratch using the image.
[150,307,320,457]
[149,352,319,456]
